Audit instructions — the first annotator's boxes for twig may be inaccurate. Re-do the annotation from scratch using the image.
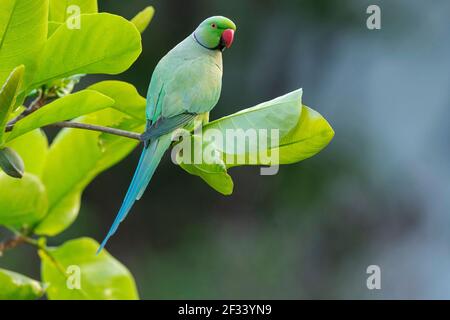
[5,87,143,141]
[52,122,143,140]
[0,235,26,255]
[8,90,46,126]
[0,232,80,281]
[0,233,66,278]
[5,121,143,141]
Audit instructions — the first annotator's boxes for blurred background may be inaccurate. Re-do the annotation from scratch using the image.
[2,0,450,299]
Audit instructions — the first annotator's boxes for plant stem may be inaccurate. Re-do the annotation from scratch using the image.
[52,121,143,140]
[5,121,143,141]
[0,235,26,256]
[4,87,143,141]
[0,228,37,255]
[0,232,68,278]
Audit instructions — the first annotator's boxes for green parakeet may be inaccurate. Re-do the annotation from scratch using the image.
[98,16,237,252]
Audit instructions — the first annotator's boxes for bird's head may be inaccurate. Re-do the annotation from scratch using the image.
[193,16,236,51]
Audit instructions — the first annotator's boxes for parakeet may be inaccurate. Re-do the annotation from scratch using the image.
[98,16,237,252]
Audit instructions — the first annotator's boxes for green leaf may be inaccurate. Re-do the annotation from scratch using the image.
[6,129,49,178]
[34,191,80,236]
[131,6,155,33]
[88,81,146,122]
[47,21,62,37]
[205,89,303,160]
[176,134,233,195]
[177,89,334,194]
[177,90,302,189]
[0,147,24,178]
[49,0,98,23]
[0,268,45,300]
[40,237,139,300]
[203,89,334,166]
[216,104,334,167]
[275,105,334,164]
[6,90,115,141]
[0,0,48,89]
[0,172,47,227]
[36,109,143,236]
[0,65,25,144]
[30,13,142,90]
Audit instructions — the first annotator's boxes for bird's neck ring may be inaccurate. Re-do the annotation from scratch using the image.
[193,32,219,51]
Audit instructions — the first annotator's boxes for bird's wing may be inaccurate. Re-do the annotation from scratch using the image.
[162,57,222,117]
[143,56,221,144]
[146,73,165,125]
[141,112,197,141]
[147,56,222,123]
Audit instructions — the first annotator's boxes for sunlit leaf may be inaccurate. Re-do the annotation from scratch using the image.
[88,81,146,122]
[219,104,335,168]
[34,191,80,236]
[176,134,233,195]
[0,0,47,89]
[30,13,142,90]
[131,6,155,33]
[40,237,139,300]
[0,65,25,144]
[203,90,334,166]
[178,89,334,194]
[0,173,47,227]
[47,21,62,37]
[0,268,45,300]
[205,89,302,160]
[6,90,114,141]
[274,105,334,164]
[36,109,143,236]
[48,0,97,23]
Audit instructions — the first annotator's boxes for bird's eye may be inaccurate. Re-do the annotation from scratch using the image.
[211,23,217,28]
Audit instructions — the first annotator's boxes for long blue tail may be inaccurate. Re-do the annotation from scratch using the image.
[97,134,172,253]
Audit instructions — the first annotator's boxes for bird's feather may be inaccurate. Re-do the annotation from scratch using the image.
[141,113,197,141]
[97,134,172,253]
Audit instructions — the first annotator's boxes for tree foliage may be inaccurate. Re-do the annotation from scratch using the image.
[0,1,333,300]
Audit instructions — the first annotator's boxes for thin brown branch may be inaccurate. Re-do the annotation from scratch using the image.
[4,88,142,141]
[5,121,142,141]
[51,121,143,140]
[0,235,26,256]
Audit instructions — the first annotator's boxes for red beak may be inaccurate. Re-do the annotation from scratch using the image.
[221,29,235,49]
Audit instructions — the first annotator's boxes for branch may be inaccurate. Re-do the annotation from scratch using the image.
[51,121,143,141]
[5,86,142,141]
[5,121,143,141]
[0,232,58,270]
[0,235,26,256]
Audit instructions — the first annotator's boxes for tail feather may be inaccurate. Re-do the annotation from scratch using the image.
[97,134,172,253]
